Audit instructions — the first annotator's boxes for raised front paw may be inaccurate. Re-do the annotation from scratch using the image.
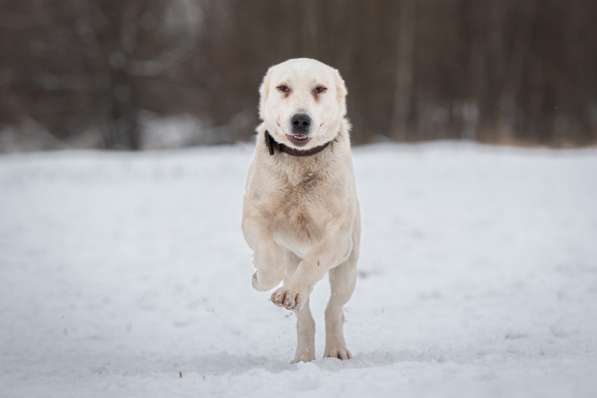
[271,286,305,311]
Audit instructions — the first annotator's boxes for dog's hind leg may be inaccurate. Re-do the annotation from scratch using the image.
[293,296,316,362]
[324,250,357,360]
[281,256,315,362]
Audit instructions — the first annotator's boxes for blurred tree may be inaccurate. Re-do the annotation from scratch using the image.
[0,0,596,150]
[0,0,201,149]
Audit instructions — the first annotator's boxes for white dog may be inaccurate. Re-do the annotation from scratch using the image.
[242,58,360,362]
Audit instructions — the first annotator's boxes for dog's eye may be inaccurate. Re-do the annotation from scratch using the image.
[276,84,291,95]
[313,85,327,95]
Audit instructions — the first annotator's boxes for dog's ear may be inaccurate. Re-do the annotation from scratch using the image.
[334,68,348,117]
[258,67,272,120]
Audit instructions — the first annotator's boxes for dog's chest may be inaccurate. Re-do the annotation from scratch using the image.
[267,175,327,258]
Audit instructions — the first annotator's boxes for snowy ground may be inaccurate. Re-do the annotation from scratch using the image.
[1,143,596,397]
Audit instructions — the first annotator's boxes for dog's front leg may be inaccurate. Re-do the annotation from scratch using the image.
[271,226,352,310]
[252,242,287,291]
[242,215,285,291]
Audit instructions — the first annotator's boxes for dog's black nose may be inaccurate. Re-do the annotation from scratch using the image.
[291,113,311,134]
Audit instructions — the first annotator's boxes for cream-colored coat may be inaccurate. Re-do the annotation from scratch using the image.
[242,58,360,362]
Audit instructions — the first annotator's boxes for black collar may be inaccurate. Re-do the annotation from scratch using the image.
[264,130,332,157]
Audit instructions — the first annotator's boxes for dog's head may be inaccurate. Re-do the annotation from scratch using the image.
[258,58,347,149]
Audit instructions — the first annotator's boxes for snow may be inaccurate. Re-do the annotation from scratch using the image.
[1,143,596,397]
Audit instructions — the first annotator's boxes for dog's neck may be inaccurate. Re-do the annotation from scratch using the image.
[264,131,334,157]
[255,121,351,187]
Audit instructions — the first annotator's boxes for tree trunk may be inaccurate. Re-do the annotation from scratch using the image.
[391,0,416,140]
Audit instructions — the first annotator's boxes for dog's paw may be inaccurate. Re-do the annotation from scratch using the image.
[324,346,352,360]
[292,351,316,363]
[271,286,305,311]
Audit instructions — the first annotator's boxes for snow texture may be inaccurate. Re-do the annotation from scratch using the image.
[1,143,596,397]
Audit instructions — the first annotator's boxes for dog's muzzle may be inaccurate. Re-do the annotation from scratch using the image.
[291,113,311,135]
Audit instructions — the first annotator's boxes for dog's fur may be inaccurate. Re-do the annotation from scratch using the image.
[242,58,360,362]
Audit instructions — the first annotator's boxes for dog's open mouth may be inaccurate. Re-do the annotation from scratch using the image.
[286,134,310,147]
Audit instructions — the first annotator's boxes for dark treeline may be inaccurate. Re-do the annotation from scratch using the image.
[1,0,596,150]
